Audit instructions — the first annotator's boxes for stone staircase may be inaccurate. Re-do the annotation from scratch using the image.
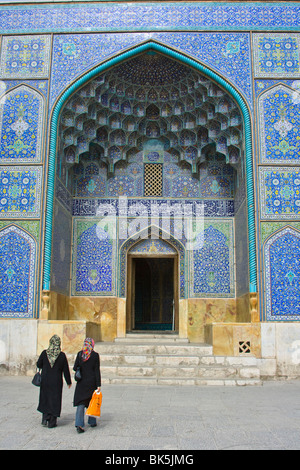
[93,333,262,386]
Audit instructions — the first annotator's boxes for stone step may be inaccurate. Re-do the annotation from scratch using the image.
[99,352,257,365]
[94,342,213,356]
[101,376,262,386]
[100,364,260,379]
[114,333,190,343]
[69,338,262,386]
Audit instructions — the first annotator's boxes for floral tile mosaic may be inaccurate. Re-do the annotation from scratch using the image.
[129,238,177,255]
[258,83,300,164]
[0,84,45,163]
[71,218,117,296]
[259,167,300,220]
[0,35,51,79]
[50,32,252,109]
[0,224,36,317]
[264,226,300,321]
[255,78,295,96]
[0,166,43,218]
[253,33,300,78]
[189,220,234,298]
[0,3,299,35]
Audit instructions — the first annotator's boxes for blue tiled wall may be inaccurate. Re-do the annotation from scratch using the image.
[0,2,299,320]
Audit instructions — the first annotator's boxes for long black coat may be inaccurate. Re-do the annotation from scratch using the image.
[73,350,101,407]
[37,350,71,417]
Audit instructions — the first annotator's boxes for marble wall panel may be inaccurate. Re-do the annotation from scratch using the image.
[187,298,236,343]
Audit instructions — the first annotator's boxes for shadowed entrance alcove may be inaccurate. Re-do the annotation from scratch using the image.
[127,237,178,331]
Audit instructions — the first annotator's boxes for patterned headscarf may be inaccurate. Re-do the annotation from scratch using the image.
[81,337,95,362]
[46,335,61,368]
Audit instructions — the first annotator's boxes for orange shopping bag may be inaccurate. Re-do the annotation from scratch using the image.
[86,390,102,418]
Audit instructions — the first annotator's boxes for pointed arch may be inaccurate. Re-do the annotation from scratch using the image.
[0,224,37,318]
[0,84,45,163]
[43,40,256,295]
[263,225,300,321]
[257,82,300,164]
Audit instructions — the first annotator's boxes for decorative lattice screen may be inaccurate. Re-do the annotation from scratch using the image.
[144,163,163,196]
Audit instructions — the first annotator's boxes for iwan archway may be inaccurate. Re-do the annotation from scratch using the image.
[42,40,258,342]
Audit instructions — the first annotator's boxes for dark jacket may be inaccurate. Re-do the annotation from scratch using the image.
[37,350,71,417]
[73,350,101,407]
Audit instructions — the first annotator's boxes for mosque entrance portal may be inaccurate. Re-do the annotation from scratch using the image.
[48,44,253,342]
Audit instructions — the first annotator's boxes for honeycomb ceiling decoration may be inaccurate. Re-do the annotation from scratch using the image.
[59,52,243,175]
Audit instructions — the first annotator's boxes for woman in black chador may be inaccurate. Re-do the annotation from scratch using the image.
[37,335,72,428]
[73,338,101,433]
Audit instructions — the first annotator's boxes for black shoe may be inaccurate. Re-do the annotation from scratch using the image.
[42,419,48,426]
[76,426,85,433]
[48,422,57,428]
[48,417,57,428]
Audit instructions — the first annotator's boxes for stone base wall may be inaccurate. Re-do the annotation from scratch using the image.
[2,319,300,380]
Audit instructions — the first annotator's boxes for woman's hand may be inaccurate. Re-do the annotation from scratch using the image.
[97,387,101,393]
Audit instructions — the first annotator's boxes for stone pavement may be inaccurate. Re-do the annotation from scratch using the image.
[1,376,300,450]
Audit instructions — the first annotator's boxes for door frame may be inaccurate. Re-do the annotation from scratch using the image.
[126,253,179,332]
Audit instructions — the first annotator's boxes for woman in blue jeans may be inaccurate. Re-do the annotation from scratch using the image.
[73,338,101,433]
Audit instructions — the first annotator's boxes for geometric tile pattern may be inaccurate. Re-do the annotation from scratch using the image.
[0,85,44,162]
[0,166,43,218]
[259,167,300,219]
[264,226,300,321]
[253,33,300,78]
[258,84,300,163]
[0,35,51,79]
[0,224,36,317]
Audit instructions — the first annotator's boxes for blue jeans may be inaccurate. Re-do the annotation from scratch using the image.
[75,404,96,428]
